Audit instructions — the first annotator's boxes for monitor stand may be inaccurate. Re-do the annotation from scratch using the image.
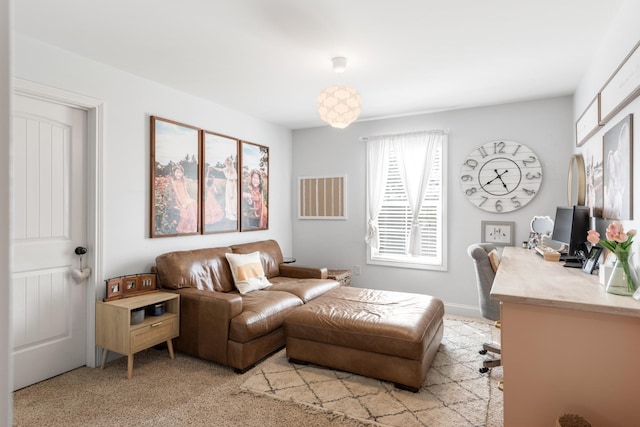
[563,261,583,268]
[559,254,583,268]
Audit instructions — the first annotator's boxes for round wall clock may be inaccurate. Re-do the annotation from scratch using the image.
[459,140,543,213]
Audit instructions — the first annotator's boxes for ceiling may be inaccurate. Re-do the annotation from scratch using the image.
[14,0,624,130]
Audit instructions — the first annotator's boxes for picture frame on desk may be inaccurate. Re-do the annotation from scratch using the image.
[481,221,515,246]
[582,245,603,275]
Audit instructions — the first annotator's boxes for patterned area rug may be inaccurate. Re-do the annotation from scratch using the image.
[240,315,503,427]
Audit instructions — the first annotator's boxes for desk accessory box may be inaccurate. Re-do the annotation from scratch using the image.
[149,303,165,316]
[130,308,145,325]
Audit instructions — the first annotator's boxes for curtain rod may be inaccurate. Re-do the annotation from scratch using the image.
[359,128,449,142]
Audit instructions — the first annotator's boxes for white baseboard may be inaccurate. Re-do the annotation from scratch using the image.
[443,303,482,319]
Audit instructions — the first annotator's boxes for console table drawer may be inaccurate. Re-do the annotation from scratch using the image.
[130,315,178,353]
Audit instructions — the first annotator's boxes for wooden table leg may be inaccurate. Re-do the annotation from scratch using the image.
[167,339,175,360]
[127,354,134,379]
[101,349,108,369]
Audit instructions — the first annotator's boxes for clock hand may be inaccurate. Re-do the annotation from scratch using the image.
[486,169,508,186]
[497,170,508,189]
[485,176,500,185]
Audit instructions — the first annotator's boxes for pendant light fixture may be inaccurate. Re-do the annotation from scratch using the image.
[317,57,362,129]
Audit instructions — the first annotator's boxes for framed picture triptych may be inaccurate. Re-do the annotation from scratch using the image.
[150,116,269,238]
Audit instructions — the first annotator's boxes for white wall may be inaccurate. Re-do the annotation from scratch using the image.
[292,96,573,316]
[14,34,293,284]
[574,0,640,115]
[1,1,13,424]
[573,0,640,256]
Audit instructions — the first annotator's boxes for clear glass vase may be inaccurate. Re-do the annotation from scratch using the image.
[605,251,639,296]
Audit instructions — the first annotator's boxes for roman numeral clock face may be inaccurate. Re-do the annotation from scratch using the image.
[460,141,543,213]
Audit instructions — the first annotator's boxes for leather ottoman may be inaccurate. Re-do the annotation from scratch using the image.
[283,286,444,392]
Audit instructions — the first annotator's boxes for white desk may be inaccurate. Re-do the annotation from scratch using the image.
[491,247,640,427]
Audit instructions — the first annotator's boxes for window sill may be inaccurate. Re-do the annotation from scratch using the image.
[368,256,447,272]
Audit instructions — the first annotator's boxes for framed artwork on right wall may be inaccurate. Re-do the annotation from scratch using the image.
[584,138,604,218]
[603,114,633,220]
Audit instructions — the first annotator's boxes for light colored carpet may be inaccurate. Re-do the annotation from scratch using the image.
[12,315,502,427]
[240,315,503,427]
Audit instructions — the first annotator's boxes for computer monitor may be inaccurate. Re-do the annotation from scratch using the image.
[551,206,590,258]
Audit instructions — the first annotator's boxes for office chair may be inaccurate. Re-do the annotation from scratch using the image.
[467,243,501,373]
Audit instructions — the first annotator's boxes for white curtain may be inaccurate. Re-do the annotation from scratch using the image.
[393,131,442,256]
[364,138,390,250]
[364,130,444,256]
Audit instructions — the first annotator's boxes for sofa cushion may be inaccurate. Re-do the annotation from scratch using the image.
[268,277,341,302]
[225,251,273,294]
[155,247,234,292]
[229,290,303,342]
[231,240,283,279]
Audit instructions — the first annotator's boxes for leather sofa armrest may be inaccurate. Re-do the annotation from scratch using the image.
[278,264,328,279]
[166,288,243,365]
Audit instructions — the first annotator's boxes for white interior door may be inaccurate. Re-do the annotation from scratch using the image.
[12,94,88,390]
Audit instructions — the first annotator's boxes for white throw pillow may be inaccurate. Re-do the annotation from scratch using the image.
[225,251,272,295]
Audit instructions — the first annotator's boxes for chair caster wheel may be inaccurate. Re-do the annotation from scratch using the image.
[479,367,489,374]
[479,349,488,355]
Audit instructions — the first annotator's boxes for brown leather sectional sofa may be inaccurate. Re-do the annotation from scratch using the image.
[154,239,341,372]
[155,239,444,390]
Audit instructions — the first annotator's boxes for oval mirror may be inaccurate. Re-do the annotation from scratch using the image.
[530,215,554,236]
[567,154,586,206]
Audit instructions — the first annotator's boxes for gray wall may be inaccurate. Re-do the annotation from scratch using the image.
[292,96,573,316]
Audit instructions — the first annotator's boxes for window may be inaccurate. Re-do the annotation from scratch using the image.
[366,131,447,270]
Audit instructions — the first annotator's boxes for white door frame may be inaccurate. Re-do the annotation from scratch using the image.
[14,78,104,368]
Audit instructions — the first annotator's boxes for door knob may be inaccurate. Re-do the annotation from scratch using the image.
[72,246,90,283]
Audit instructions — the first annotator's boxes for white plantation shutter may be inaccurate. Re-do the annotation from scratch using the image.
[367,131,446,270]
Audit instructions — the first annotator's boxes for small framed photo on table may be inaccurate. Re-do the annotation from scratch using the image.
[582,245,604,275]
[481,221,515,246]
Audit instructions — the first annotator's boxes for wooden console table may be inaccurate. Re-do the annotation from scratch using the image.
[327,269,351,287]
[491,247,640,427]
[96,292,179,379]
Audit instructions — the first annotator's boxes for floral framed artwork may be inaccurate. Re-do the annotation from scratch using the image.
[585,138,604,218]
[150,116,201,237]
[240,141,269,231]
[202,131,239,233]
[603,114,633,220]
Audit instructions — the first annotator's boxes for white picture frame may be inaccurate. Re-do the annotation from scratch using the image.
[481,221,515,246]
[575,95,601,147]
[600,40,640,125]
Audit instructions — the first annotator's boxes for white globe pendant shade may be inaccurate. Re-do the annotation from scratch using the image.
[317,85,362,129]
